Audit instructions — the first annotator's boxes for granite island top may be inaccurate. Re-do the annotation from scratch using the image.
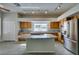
[18,29,60,34]
[26,34,57,39]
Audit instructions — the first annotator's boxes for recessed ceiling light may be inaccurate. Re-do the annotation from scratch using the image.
[13,3,21,7]
[32,11,35,14]
[0,4,4,8]
[57,5,61,9]
[55,3,62,10]
[45,11,48,14]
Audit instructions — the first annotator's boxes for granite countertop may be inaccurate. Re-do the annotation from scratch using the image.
[26,34,57,39]
[18,29,60,34]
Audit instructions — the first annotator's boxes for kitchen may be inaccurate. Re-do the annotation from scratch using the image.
[18,19,60,54]
[0,3,79,55]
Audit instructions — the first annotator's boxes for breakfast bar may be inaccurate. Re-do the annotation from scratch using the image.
[26,34,56,53]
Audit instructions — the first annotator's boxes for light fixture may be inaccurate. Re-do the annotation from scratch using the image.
[55,3,62,10]
[0,4,4,8]
[45,11,48,14]
[57,5,62,9]
[13,3,21,7]
[32,11,35,14]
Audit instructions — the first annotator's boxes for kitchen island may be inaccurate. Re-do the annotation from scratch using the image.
[26,34,56,53]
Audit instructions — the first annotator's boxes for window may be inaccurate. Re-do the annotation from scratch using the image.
[34,24,48,32]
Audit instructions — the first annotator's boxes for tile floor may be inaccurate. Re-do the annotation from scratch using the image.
[0,41,73,55]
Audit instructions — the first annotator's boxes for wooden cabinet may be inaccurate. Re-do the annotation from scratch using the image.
[20,22,32,29]
[58,32,64,43]
[50,22,60,29]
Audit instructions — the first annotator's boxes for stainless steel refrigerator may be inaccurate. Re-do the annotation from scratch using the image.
[63,19,78,54]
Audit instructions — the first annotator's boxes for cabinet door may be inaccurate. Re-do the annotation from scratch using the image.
[20,22,32,29]
[28,22,32,28]
[50,22,60,29]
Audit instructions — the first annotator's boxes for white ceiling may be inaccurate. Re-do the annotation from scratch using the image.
[0,3,78,17]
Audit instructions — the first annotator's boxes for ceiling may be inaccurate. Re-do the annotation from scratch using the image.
[0,3,78,17]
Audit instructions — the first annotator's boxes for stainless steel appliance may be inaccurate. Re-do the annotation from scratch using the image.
[63,19,78,54]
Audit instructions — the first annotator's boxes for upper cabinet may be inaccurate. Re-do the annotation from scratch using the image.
[50,22,60,29]
[20,22,32,29]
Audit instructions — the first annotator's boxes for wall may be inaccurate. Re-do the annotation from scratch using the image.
[0,13,1,41]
